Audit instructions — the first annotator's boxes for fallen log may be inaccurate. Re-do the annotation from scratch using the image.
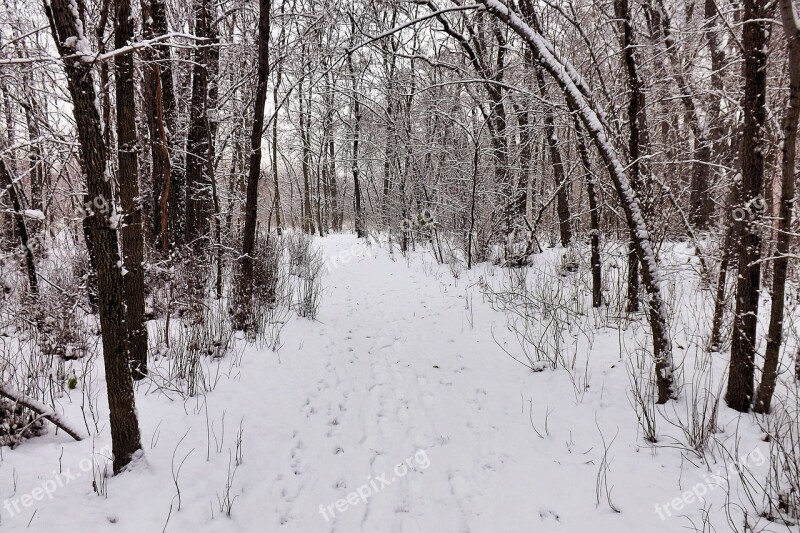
[0,384,86,442]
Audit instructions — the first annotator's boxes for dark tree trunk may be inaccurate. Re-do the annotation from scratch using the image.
[320,64,337,234]
[141,0,173,252]
[272,78,283,235]
[514,105,531,220]
[709,209,734,350]
[327,126,340,231]
[184,0,214,247]
[96,0,113,149]
[347,23,366,239]
[573,116,602,307]
[82,192,99,312]
[115,0,148,379]
[754,0,799,413]
[0,79,16,250]
[725,0,772,413]
[535,67,572,246]
[615,0,650,313]
[18,71,46,237]
[0,159,38,296]
[235,0,270,328]
[299,46,315,235]
[44,0,142,473]
[703,0,728,207]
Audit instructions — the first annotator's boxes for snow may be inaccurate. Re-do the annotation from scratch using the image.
[64,0,93,62]
[22,210,45,221]
[109,213,123,230]
[0,385,87,442]
[476,0,676,393]
[0,235,778,532]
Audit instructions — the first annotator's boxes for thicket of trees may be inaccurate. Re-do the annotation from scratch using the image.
[0,0,798,474]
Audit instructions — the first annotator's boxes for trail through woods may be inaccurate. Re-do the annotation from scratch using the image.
[0,235,772,532]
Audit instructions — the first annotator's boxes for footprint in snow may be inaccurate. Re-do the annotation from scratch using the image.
[539,509,561,524]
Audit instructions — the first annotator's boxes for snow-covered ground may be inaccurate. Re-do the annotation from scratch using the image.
[0,234,784,532]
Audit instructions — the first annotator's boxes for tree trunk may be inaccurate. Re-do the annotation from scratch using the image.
[483,0,676,403]
[327,125,340,231]
[514,105,531,221]
[573,115,602,307]
[44,0,143,473]
[272,54,283,235]
[753,0,799,413]
[0,158,38,296]
[709,208,734,350]
[535,67,572,246]
[615,0,650,314]
[18,75,46,237]
[0,79,16,250]
[96,0,113,149]
[298,47,315,235]
[725,0,772,413]
[184,0,214,247]
[347,23,366,239]
[235,0,270,327]
[140,0,173,252]
[115,0,148,379]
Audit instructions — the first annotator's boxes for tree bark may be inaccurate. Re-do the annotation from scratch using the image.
[725,0,772,412]
[573,115,602,307]
[115,0,148,379]
[615,0,650,314]
[535,66,572,246]
[140,0,173,252]
[44,0,143,473]
[235,0,270,327]
[184,0,214,247]
[481,0,676,403]
[753,0,799,413]
[0,158,38,296]
[299,45,315,235]
[347,21,366,239]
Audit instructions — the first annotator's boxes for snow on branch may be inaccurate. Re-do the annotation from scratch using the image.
[347,5,482,54]
[0,32,207,65]
[476,0,677,400]
[0,384,86,442]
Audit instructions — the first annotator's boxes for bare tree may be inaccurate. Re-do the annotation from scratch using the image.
[235,0,270,327]
[477,0,676,403]
[725,0,772,413]
[0,158,38,296]
[754,0,799,413]
[184,0,215,247]
[114,0,148,378]
[44,0,143,473]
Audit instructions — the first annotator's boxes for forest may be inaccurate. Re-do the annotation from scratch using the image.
[0,0,799,530]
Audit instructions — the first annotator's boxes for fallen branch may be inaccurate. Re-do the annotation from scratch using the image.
[0,384,86,442]
[0,32,207,65]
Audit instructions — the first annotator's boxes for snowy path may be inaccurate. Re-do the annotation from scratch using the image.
[263,238,509,532]
[0,234,747,532]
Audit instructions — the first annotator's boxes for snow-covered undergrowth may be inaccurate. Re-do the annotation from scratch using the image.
[0,233,798,532]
